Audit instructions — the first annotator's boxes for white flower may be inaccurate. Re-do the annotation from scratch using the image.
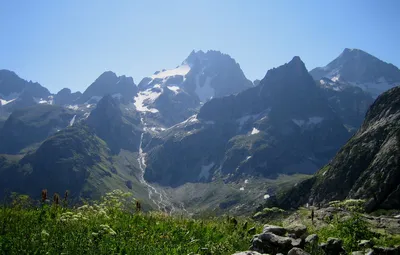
[41,230,49,237]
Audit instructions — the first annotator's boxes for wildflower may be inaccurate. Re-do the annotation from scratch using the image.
[41,189,48,203]
[63,190,68,207]
[41,230,50,237]
[78,205,89,210]
[136,200,142,212]
[99,224,117,235]
[53,193,60,205]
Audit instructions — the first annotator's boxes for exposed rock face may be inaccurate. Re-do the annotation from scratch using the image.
[277,86,400,211]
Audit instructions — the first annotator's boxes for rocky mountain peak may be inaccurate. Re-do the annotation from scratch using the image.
[264,56,308,79]
[310,48,400,97]
[183,50,206,65]
[77,72,137,104]
[95,71,118,82]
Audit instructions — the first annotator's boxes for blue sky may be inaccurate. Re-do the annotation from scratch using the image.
[1,1,399,93]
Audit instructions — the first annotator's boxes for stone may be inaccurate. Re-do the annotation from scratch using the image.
[291,238,303,248]
[351,251,364,255]
[365,248,374,255]
[372,246,400,255]
[286,224,308,239]
[250,232,298,254]
[319,238,346,255]
[358,240,374,249]
[288,248,310,255]
[248,227,257,235]
[262,224,287,236]
[305,234,319,245]
[232,252,263,255]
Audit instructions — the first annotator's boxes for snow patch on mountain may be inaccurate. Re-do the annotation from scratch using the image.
[151,64,191,80]
[167,86,180,94]
[348,78,395,98]
[33,96,53,104]
[331,75,340,82]
[69,115,76,126]
[0,92,20,106]
[0,98,16,105]
[66,105,79,110]
[134,89,162,113]
[195,74,214,102]
[250,128,260,135]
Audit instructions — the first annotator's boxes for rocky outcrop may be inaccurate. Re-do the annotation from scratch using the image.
[319,238,346,255]
[250,224,308,254]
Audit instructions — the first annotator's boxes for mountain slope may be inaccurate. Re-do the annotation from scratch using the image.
[0,124,152,203]
[143,57,351,187]
[86,95,142,154]
[310,48,400,97]
[278,86,400,211]
[0,104,79,154]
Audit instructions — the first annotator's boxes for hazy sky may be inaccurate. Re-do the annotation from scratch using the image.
[1,1,399,93]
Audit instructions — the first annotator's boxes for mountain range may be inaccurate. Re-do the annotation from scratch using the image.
[0,48,399,213]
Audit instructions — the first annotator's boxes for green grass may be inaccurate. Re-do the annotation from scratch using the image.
[0,191,260,255]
